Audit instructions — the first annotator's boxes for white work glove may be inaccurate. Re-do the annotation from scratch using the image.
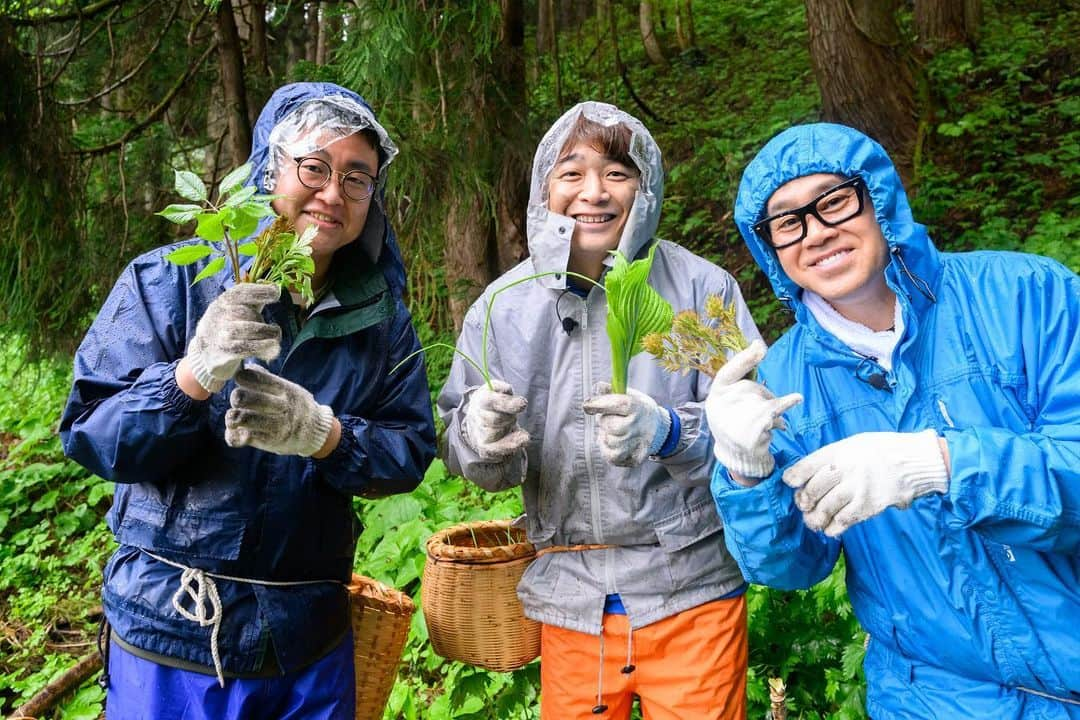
[225,365,334,457]
[582,383,671,467]
[461,379,529,461]
[186,283,282,393]
[705,339,803,479]
[782,429,949,537]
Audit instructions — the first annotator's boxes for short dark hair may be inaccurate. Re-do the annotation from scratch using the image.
[558,113,635,168]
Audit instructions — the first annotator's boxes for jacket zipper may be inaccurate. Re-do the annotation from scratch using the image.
[581,293,605,544]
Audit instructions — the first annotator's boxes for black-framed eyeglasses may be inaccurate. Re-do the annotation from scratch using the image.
[293,156,376,202]
[753,177,866,250]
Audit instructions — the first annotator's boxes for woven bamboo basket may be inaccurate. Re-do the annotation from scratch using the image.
[349,573,415,720]
[421,520,540,672]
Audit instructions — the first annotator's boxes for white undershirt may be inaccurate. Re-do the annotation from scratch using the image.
[803,291,903,371]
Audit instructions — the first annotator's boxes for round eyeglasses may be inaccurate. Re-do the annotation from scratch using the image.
[293,157,376,202]
[753,177,866,250]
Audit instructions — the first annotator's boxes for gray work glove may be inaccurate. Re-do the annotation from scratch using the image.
[186,283,282,393]
[461,379,529,461]
[583,383,671,467]
[705,340,803,479]
[783,430,949,537]
[225,365,334,457]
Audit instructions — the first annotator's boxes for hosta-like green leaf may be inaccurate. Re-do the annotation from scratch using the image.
[218,162,252,198]
[174,170,207,202]
[191,256,226,284]
[156,204,204,225]
[604,244,673,393]
[237,242,258,257]
[165,244,213,266]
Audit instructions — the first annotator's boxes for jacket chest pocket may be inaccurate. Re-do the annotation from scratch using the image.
[928,364,1034,433]
[116,498,246,561]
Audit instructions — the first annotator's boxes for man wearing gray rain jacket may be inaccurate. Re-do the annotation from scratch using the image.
[439,102,758,719]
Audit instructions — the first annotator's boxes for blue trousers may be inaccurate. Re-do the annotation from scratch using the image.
[105,634,355,720]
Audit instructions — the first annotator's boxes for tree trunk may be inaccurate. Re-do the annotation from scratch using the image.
[674,0,695,50]
[283,3,306,76]
[537,0,552,54]
[914,0,981,50]
[215,0,252,167]
[305,1,319,63]
[804,0,916,184]
[639,1,667,66]
[248,0,269,79]
[494,0,529,273]
[442,0,530,330]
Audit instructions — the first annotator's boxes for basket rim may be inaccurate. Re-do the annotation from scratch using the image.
[349,573,416,614]
[425,519,535,564]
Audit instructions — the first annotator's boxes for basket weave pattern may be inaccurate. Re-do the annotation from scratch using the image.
[349,573,415,720]
[421,520,540,672]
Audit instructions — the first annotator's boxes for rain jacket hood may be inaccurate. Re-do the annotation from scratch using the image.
[248,81,408,298]
[526,101,664,285]
[735,123,940,321]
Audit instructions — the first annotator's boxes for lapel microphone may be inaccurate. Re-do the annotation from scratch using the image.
[555,288,578,335]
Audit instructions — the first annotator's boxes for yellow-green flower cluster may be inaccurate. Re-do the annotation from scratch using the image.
[643,294,749,378]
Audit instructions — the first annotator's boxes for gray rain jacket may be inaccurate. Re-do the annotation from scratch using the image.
[437,102,759,634]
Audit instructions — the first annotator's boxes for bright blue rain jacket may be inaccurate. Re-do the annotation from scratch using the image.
[60,83,436,675]
[711,124,1080,719]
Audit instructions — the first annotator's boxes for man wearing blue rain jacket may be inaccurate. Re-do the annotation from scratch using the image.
[60,82,436,719]
[706,123,1080,719]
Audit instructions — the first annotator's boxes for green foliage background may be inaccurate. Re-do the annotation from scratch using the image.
[0,0,1078,718]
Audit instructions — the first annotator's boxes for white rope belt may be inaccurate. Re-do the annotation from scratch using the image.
[144,551,342,687]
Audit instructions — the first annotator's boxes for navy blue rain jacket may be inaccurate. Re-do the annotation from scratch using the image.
[60,83,436,674]
[711,123,1080,719]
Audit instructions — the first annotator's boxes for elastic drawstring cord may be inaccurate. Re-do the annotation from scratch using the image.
[145,551,340,688]
[592,629,608,714]
[622,624,635,675]
[890,246,937,303]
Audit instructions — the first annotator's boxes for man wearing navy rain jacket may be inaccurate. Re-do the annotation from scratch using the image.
[60,82,436,719]
[707,122,1079,719]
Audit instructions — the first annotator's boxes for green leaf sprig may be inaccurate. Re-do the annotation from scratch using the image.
[156,163,315,300]
[603,244,673,393]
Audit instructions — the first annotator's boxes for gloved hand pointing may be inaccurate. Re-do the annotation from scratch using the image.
[225,365,335,457]
[782,430,949,537]
[186,283,282,393]
[705,339,803,479]
[461,379,529,461]
[583,383,671,467]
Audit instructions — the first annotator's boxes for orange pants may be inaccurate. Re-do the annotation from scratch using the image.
[539,596,748,720]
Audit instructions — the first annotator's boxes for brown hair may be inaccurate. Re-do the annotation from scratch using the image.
[558,113,635,168]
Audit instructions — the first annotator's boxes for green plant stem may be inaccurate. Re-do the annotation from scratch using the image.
[480,270,602,388]
[389,342,486,379]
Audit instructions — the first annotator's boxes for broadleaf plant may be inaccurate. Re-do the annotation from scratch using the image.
[157,163,317,303]
[604,244,674,393]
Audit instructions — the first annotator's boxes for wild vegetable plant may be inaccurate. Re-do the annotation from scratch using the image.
[642,293,750,379]
[392,247,673,395]
[603,243,673,393]
[156,163,318,303]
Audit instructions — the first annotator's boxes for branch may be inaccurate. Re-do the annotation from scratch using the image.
[58,0,181,105]
[73,40,217,157]
[6,651,102,720]
[6,0,127,26]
